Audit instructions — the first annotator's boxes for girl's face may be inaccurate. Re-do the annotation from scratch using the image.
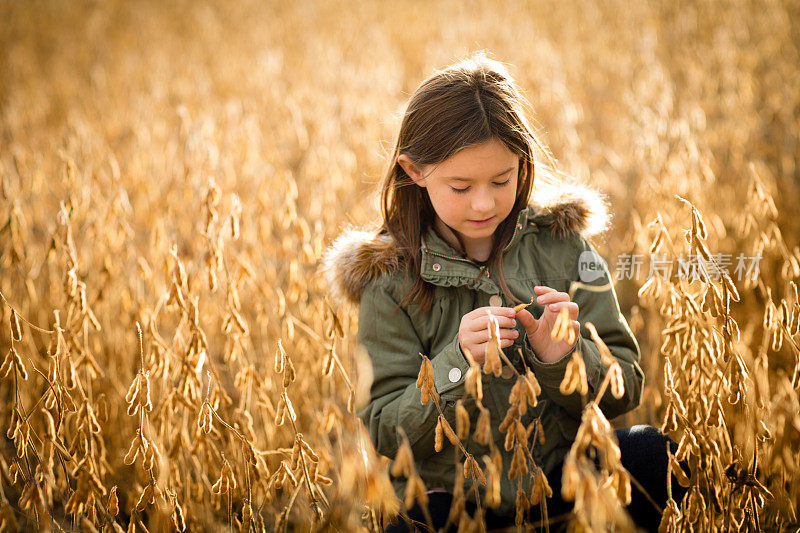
[399,138,519,256]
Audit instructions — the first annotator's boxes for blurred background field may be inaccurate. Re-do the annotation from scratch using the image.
[1,0,799,530]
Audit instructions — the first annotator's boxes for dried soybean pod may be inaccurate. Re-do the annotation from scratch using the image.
[513,297,534,313]
[0,350,14,378]
[274,340,285,374]
[465,363,482,402]
[455,400,470,439]
[107,486,120,516]
[283,357,296,388]
[434,416,444,452]
[391,440,413,478]
[474,406,491,446]
[415,359,426,389]
[442,417,459,445]
[609,362,625,399]
[10,310,22,342]
[498,404,518,433]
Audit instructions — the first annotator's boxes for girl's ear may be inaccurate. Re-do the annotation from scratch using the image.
[397,154,428,188]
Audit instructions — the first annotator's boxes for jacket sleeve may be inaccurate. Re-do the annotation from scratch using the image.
[356,280,470,461]
[522,237,644,420]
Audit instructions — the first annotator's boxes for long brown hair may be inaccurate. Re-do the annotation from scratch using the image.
[380,53,549,313]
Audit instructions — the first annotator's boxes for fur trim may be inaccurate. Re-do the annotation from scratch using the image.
[320,228,399,305]
[321,184,608,305]
[529,183,609,238]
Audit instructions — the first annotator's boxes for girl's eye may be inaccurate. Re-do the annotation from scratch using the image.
[450,180,509,194]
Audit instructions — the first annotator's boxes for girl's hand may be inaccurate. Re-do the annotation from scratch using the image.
[516,286,580,363]
[459,306,518,364]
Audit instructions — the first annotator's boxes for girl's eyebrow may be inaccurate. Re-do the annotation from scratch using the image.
[444,167,514,182]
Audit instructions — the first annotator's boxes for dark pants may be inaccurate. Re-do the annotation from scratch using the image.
[386,425,687,533]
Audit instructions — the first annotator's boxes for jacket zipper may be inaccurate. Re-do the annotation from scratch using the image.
[426,249,475,265]
[503,222,523,252]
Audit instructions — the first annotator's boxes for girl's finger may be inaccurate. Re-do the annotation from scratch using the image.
[476,327,519,344]
[537,291,570,305]
[477,338,515,349]
[515,309,538,335]
[469,314,516,332]
[464,307,515,323]
[546,301,579,318]
[497,327,520,340]
[534,286,557,295]
[486,306,517,318]
[471,337,515,355]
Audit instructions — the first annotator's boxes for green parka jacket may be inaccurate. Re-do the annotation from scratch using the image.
[322,185,643,518]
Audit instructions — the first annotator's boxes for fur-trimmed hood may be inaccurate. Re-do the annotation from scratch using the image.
[320,183,609,306]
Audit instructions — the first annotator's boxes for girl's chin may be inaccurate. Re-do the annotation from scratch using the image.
[462,227,495,237]
[457,225,497,241]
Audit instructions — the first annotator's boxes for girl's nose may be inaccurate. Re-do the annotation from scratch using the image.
[472,189,495,213]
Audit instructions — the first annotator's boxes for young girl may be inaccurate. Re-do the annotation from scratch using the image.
[324,54,679,531]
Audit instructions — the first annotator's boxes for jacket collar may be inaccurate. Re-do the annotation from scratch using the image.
[419,208,534,292]
[321,182,609,305]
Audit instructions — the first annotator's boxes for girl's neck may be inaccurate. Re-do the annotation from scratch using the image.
[433,217,493,263]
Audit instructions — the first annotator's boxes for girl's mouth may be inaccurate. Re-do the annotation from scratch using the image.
[468,216,495,227]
